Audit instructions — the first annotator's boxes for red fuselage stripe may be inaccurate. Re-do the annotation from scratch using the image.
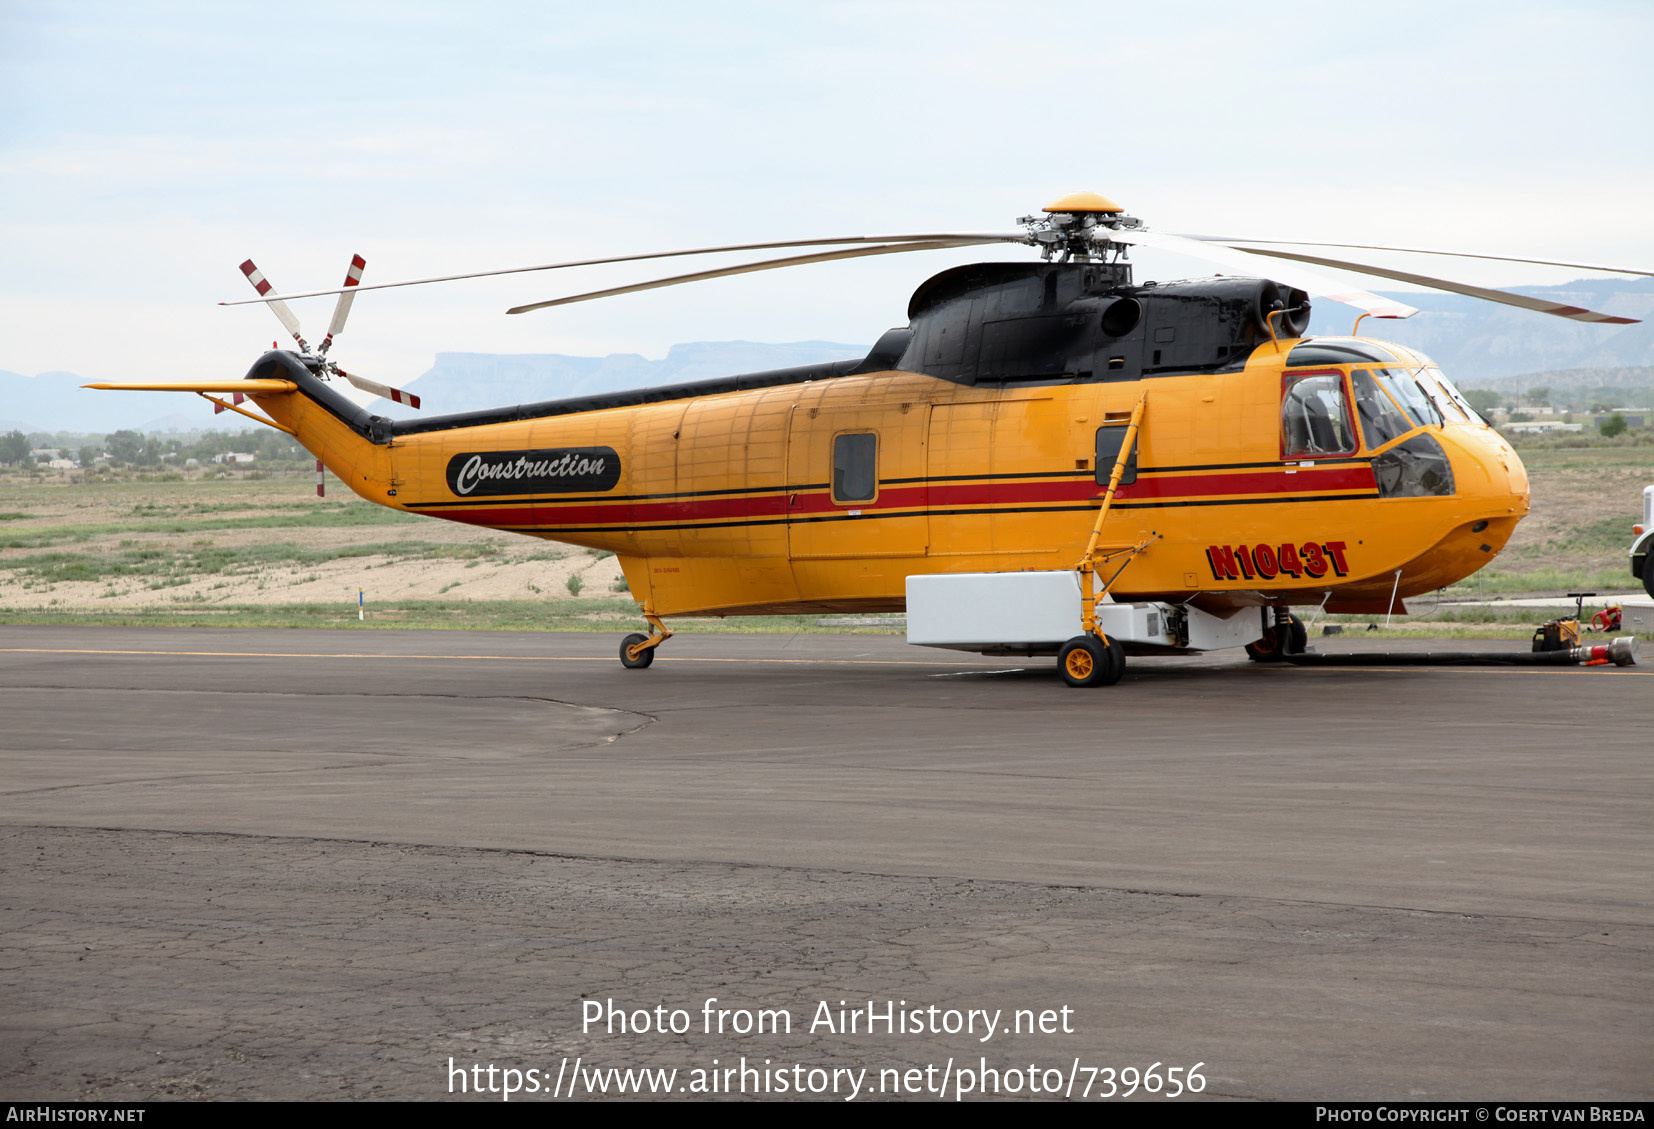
[410,464,1378,529]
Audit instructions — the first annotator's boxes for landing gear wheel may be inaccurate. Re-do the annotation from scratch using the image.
[1643,552,1654,601]
[619,632,655,669]
[1287,613,1308,655]
[1246,613,1307,662]
[1058,635,1125,688]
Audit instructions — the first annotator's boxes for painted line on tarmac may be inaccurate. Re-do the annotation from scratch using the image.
[0,646,999,668]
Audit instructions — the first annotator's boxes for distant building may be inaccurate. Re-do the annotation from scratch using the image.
[211,453,257,464]
[1503,421,1582,434]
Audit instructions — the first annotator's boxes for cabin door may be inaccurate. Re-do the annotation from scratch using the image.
[784,403,928,560]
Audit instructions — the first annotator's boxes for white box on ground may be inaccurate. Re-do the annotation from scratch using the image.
[906,570,1088,647]
[905,571,1261,653]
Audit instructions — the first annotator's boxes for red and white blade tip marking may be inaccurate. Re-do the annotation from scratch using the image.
[239,260,274,296]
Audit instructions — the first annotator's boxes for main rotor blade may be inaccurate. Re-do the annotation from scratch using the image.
[505,239,1005,315]
[1183,236,1654,279]
[239,260,309,348]
[323,254,367,346]
[1209,246,1639,324]
[220,232,1028,306]
[1099,229,1419,318]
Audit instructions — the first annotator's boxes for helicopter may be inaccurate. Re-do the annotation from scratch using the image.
[89,192,1652,686]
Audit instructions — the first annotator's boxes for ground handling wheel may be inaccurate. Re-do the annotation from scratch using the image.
[1246,613,1308,662]
[1058,635,1125,688]
[619,632,655,669]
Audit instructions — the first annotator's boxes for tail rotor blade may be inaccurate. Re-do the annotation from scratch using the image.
[321,254,367,352]
[239,260,309,350]
[336,368,421,410]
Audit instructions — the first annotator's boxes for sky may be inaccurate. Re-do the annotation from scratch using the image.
[2,0,1651,412]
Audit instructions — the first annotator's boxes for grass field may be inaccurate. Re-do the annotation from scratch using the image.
[0,447,1647,640]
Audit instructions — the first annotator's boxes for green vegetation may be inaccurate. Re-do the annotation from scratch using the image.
[0,599,890,635]
[0,539,492,587]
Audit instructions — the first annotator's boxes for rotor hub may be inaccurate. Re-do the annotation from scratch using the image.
[1018,192,1142,263]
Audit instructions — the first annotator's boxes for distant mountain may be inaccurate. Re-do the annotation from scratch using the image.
[1461,366,1654,393]
[370,340,870,418]
[0,341,872,434]
[1304,277,1654,384]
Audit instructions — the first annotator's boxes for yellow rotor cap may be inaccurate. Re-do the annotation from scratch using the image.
[1043,191,1124,214]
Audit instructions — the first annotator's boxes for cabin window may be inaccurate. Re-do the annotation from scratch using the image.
[1350,369,1415,449]
[1094,426,1138,485]
[1281,371,1356,458]
[832,432,878,503]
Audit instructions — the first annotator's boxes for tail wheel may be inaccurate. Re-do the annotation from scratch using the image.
[1058,635,1125,688]
[619,632,655,669]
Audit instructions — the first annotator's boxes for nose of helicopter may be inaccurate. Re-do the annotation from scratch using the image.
[1451,425,1530,515]
[1429,426,1531,577]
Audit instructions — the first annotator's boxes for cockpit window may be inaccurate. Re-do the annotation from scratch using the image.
[1350,369,1414,448]
[1371,367,1443,428]
[1421,366,1487,426]
[1410,368,1467,422]
[1281,372,1357,458]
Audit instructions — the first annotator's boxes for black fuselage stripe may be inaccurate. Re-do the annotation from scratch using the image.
[408,461,1374,511]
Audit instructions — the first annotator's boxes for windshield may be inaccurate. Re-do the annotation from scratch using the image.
[1370,367,1442,428]
[1420,366,1487,425]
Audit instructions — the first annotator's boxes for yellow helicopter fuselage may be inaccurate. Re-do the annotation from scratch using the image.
[253,335,1529,619]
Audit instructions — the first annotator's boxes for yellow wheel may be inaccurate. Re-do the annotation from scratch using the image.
[619,632,655,669]
[1064,646,1096,682]
[1057,636,1124,688]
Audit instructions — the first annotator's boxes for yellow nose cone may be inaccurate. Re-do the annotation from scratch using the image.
[1043,191,1124,214]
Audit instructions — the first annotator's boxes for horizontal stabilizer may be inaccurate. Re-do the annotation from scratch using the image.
[83,379,299,394]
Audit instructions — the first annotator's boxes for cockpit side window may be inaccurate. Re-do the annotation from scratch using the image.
[1094,425,1139,485]
[1350,369,1415,448]
[1281,371,1357,459]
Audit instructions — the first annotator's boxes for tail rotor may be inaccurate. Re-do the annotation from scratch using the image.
[237,254,422,410]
